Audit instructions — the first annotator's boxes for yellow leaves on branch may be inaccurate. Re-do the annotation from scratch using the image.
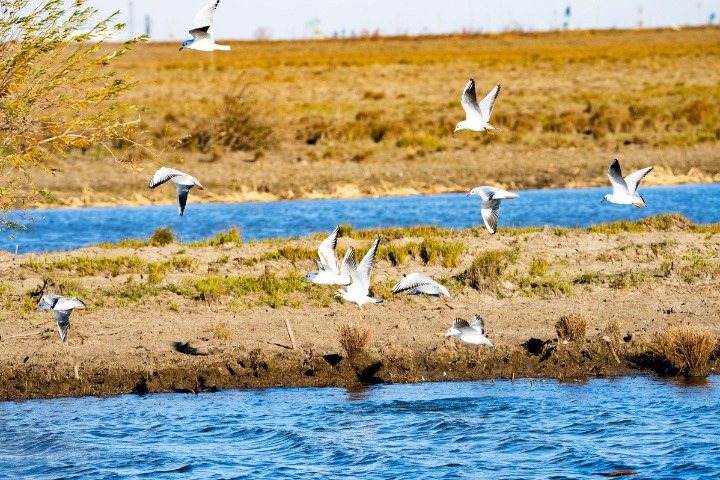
[0,0,154,228]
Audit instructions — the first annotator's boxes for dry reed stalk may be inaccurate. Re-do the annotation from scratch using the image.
[338,323,372,356]
[648,325,718,376]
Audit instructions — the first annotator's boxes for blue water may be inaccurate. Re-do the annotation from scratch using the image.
[2,183,719,254]
[1,377,718,479]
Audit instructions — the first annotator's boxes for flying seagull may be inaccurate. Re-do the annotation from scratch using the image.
[454,79,501,134]
[336,236,383,318]
[37,294,87,342]
[305,226,352,285]
[466,186,519,234]
[392,273,453,303]
[179,0,230,51]
[446,315,494,347]
[602,159,653,207]
[149,167,205,216]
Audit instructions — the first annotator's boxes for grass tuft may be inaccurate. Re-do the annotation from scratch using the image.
[338,323,372,356]
[587,214,693,234]
[419,239,465,268]
[528,257,549,277]
[648,325,718,377]
[377,242,419,266]
[149,227,175,247]
[555,314,588,343]
[458,249,518,292]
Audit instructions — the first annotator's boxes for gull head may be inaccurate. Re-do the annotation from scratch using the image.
[446,326,460,337]
[37,301,52,310]
[453,121,466,134]
[304,272,318,282]
[466,187,481,197]
[179,39,194,51]
[601,194,610,204]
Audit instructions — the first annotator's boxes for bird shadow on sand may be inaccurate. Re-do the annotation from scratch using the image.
[173,341,208,356]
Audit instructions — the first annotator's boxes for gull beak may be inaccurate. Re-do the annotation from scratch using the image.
[179,46,184,51]
[466,192,473,197]
[600,198,606,204]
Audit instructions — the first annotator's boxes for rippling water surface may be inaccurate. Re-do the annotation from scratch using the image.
[2,183,719,253]
[1,377,718,479]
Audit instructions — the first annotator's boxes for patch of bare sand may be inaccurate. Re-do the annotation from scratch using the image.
[0,225,718,400]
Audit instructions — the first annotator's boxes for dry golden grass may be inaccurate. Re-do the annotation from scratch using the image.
[648,325,718,377]
[29,27,720,207]
[338,323,373,356]
[555,315,588,343]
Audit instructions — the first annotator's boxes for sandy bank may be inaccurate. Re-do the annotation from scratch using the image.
[0,216,718,400]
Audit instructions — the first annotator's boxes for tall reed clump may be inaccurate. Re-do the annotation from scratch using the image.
[647,325,718,377]
[338,323,372,357]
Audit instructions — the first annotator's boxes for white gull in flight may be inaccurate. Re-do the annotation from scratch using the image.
[454,79,501,134]
[37,294,87,342]
[149,167,205,216]
[601,159,653,207]
[466,186,519,234]
[392,273,453,302]
[305,226,352,285]
[446,315,494,347]
[179,0,230,52]
[336,236,383,318]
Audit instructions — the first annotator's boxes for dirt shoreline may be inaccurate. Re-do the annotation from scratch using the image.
[0,215,718,401]
[0,343,662,402]
[29,144,720,210]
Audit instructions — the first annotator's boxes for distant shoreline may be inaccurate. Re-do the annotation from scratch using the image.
[22,177,720,211]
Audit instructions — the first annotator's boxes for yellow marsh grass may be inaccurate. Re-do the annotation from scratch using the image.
[459,249,519,292]
[648,326,718,377]
[32,27,720,207]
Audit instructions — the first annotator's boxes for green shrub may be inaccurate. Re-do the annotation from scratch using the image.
[149,227,175,246]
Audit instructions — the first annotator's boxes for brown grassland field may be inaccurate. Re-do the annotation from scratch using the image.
[33,26,720,206]
[1,27,720,400]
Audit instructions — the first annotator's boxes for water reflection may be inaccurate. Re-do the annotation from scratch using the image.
[658,376,714,390]
[345,385,373,402]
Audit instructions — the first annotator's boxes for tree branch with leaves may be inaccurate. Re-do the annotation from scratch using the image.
[0,0,155,231]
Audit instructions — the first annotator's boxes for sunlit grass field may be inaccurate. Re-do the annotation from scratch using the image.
[38,26,720,206]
